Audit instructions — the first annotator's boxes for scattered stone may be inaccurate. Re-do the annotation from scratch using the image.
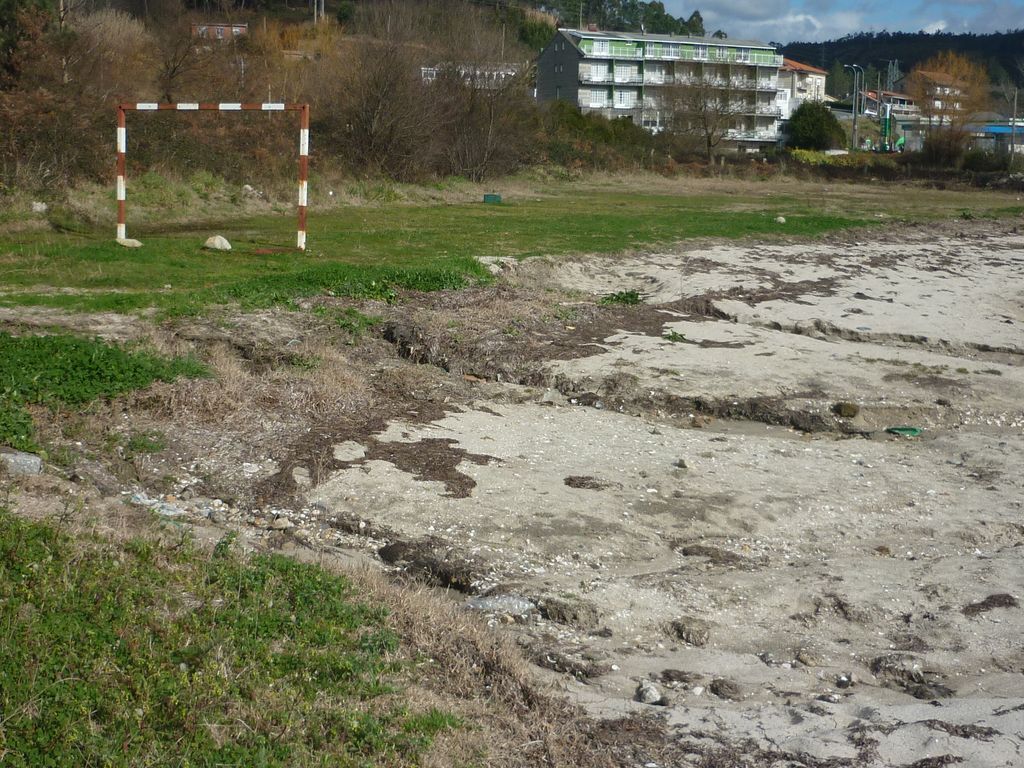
[836,673,854,688]
[0,449,43,477]
[535,648,608,680]
[661,669,702,686]
[116,237,143,248]
[564,475,613,490]
[709,677,743,700]
[674,458,688,469]
[203,235,232,251]
[775,216,786,224]
[270,516,295,531]
[635,680,665,705]
[670,616,711,647]
[31,201,48,214]
[817,693,842,704]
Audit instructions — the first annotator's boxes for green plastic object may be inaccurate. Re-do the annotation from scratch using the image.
[483,193,502,204]
[885,426,922,437]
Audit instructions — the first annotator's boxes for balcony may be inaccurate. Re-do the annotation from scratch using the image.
[755,105,782,116]
[612,75,643,85]
[584,46,642,59]
[579,72,610,84]
[726,128,780,141]
[582,44,782,68]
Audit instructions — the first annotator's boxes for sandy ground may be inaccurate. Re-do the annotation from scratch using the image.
[302,224,1024,766]
[5,218,1023,766]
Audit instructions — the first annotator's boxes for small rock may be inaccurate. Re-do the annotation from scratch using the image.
[203,235,232,251]
[332,441,366,462]
[670,616,711,647]
[71,459,119,494]
[292,466,312,488]
[836,673,854,688]
[796,649,823,667]
[31,201,48,214]
[635,680,664,705]
[0,449,43,477]
[269,516,295,531]
[116,237,143,248]
[674,458,688,469]
[537,595,600,629]
[832,401,860,418]
[709,677,743,700]
[775,216,786,224]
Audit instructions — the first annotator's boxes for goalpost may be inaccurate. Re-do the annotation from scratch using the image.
[116,102,311,250]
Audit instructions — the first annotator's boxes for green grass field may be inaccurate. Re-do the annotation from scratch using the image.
[2,178,1021,315]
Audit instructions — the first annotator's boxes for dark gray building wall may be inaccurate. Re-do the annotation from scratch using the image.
[536,32,581,106]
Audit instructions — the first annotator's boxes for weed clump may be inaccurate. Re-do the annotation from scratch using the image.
[0,333,206,451]
[600,290,642,306]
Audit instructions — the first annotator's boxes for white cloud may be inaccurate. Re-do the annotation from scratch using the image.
[922,19,948,32]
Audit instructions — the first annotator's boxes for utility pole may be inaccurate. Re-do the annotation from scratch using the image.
[1013,88,1019,171]
[845,64,862,150]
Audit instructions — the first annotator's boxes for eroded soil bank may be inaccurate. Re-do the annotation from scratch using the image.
[5,217,1023,766]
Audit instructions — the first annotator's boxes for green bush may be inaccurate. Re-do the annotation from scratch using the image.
[786,102,846,151]
[961,149,1005,172]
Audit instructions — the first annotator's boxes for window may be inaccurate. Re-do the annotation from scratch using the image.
[737,48,750,62]
[615,89,636,108]
[215,26,224,39]
[594,39,609,55]
[590,63,606,81]
[614,63,637,82]
[695,45,708,60]
[556,86,561,99]
[590,88,607,108]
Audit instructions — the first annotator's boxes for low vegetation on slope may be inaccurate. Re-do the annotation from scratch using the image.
[0,333,206,451]
[0,512,460,766]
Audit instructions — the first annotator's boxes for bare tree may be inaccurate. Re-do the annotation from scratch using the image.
[906,51,990,165]
[664,67,749,161]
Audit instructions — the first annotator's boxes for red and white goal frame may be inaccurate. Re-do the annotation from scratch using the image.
[116,102,311,250]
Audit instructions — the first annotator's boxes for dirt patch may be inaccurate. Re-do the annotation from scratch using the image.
[341,437,497,499]
[564,475,617,490]
[962,593,1020,617]
[377,537,483,592]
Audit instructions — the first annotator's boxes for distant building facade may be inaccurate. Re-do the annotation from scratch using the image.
[536,27,783,149]
[776,58,826,119]
[421,63,522,89]
[191,22,248,41]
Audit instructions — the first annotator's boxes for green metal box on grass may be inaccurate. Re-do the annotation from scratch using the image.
[483,193,502,204]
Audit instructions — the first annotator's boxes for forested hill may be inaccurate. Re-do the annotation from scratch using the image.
[522,1,708,37]
[780,30,1024,86]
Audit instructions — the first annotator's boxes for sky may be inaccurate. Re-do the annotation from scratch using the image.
[663,0,1024,43]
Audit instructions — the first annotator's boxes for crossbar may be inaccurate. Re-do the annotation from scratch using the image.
[116,102,310,250]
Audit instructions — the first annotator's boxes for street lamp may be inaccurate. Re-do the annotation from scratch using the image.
[845,63,864,150]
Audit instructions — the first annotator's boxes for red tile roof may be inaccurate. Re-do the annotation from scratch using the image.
[782,58,827,75]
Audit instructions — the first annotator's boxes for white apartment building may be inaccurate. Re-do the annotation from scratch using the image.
[537,27,784,149]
